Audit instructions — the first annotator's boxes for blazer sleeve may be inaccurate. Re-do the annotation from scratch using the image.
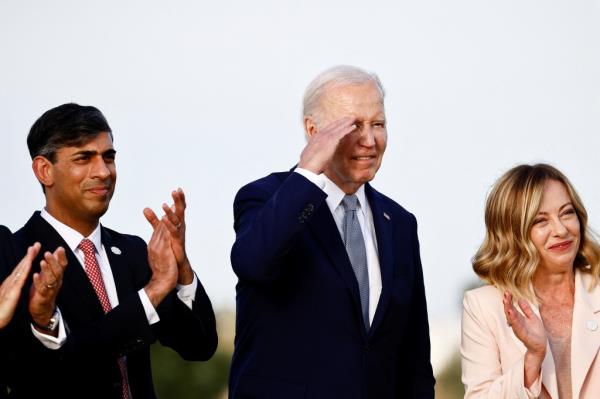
[51,235,217,362]
[153,273,218,361]
[461,290,542,398]
[403,215,436,398]
[231,172,327,284]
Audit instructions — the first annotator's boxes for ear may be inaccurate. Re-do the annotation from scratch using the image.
[32,156,55,189]
[304,116,318,139]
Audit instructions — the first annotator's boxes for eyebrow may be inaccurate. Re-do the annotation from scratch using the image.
[71,148,117,158]
[536,202,573,215]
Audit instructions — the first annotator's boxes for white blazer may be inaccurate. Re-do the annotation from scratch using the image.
[461,269,600,398]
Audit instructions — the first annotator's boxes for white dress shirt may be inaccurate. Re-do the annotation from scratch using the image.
[295,168,382,326]
[32,209,198,349]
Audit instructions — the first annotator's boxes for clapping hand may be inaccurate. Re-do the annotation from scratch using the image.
[503,291,547,387]
[144,188,194,288]
[0,243,41,329]
[29,246,68,335]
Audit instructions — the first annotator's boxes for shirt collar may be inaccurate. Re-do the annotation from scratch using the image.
[40,208,102,254]
[322,174,367,216]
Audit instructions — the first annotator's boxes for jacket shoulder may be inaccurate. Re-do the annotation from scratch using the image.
[0,225,11,238]
[462,284,505,326]
[464,284,502,305]
[101,226,146,251]
[237,171,291,195]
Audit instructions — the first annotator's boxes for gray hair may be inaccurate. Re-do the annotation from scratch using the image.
[302,65,385,121]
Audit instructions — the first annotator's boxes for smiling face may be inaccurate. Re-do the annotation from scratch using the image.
[530,179,581,273]
[316,82,387,194]
[36,132,116,234]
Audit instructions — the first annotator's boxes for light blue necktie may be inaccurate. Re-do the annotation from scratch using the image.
[341,194,370,330]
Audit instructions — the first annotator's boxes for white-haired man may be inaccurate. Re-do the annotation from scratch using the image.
[229,65,435,398]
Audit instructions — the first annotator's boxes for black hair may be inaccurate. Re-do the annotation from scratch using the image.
[27,103,113,162]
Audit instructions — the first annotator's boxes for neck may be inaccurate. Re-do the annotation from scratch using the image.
[323,170,361,195]
[533,267,575,304]
[45,204,99,237]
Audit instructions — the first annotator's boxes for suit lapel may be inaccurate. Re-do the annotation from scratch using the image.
[571,269,600,398]
[101,228,131,303]
[365,185,394,335]
[307,201,364,329]
[22,212,105,317]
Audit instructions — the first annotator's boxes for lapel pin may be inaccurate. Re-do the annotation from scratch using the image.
[383,212,391,221]
[586,319,598,332]
[111,246,122,255]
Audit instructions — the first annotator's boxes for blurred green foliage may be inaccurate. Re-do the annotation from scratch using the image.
[151,344,230,399]
[435,351,464,399]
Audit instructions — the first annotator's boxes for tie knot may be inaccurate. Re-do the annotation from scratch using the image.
[79,238,96,255]
[341,194,359,212]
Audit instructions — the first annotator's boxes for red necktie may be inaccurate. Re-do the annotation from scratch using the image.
[79,238,131,399]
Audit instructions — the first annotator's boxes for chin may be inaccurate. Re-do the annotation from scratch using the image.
[353,171,376,184]
[89,203,111,219]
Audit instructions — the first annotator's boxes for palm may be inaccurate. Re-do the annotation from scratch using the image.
[503,292,547,355]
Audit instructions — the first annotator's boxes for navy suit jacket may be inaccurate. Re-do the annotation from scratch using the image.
[4,212,218,399]
[229,171,435,398]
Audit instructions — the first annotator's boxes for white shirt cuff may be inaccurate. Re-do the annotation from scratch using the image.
[31,308,67,350]
[139,289,161,325]
[295,168,326,190]
[176,273,198,310]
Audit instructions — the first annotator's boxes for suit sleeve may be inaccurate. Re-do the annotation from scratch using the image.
[153,271,218,361]
[231,172,328,284]
[461,290,542,398]
[0,225,15,398]
[402,215,436,398]
[51,235,216,362]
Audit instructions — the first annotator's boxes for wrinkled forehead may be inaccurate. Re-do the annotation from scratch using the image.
[318,82,385,119]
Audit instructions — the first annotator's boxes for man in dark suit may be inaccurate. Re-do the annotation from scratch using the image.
[229,65,435,398]
[5,103,217,398]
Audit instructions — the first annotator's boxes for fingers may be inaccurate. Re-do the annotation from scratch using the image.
[146,188,187,232]
[171,188,186,216]
[162,203,182,231]
[31,271,49,295]
[46,247,67,278]
[502,291,522,326]
[518,299,536,319]
[316,116,356,140]
[143,207,160,229]
[148,221,170,252]
[10,242,41,283]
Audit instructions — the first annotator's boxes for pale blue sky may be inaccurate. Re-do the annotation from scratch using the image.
[1,0,599,325]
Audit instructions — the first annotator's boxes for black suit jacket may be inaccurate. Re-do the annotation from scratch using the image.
[5,212,218,398]
[0,225,17,399]
[229,171,435,398]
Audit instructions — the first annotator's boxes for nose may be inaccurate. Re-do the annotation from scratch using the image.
[357,124,376,147]
[551,217,568,237]
[91,157,111,179]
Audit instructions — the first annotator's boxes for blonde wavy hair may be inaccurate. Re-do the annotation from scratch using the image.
[473,163,600,302]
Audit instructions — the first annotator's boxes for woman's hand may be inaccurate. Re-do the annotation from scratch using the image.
[503,291,547,387]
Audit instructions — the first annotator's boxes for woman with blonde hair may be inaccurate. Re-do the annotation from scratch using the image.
[461,163,600,398]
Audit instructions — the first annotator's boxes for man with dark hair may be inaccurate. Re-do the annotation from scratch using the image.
[229,66,435,398]
[5,103,217,398]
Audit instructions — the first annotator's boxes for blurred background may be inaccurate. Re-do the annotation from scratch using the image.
[2,1,599,397]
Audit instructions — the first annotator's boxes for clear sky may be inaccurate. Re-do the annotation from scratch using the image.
[1,0,599,325]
